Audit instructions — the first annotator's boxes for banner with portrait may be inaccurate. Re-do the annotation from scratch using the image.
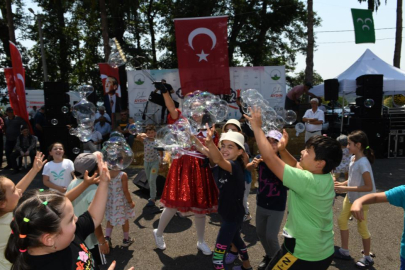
[98,63,122,116]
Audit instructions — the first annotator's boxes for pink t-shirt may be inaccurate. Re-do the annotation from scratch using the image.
[286,85,306,100]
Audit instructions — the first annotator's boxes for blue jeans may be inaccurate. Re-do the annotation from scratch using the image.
[400,255,405,270]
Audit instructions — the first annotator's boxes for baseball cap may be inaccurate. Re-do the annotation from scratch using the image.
[6,107,13,112]
[74,153,98,178]
[305,82,313,89]
[222,119,242,132]
[219,130,245,151]
[266,130,282,141]
[336,134,348,147]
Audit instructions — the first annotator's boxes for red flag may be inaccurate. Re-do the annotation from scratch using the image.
[4,68,21,116]
[8,41,32,132]
[175,16,230,95]
[98,63,122,116]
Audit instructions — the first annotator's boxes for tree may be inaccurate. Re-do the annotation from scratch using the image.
[99,0,110,62]
[5,0,16,44]
[287,70,323,89]
[305,0,314,85]
[393,0,402,67]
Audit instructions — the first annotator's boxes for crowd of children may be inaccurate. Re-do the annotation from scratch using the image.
[1,100,405,270]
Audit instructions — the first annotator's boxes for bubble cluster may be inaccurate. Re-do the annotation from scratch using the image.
[240,89,297,133]
[70,85,97,143]
[101,135,134,170]
[128,121,143,135]
[108,38,127,68]
[295,122,305,136]
[182,90,229,130]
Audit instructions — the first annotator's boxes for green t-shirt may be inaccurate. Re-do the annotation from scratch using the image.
[282,164,335,261]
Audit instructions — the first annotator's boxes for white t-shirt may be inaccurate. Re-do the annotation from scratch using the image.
[347,156,376,203]
[42,159,75,192]
[0,212,13,269]
[303,108,325,132]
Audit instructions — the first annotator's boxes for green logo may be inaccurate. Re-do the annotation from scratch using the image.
[270,70,281,81]
[134,74,145,85]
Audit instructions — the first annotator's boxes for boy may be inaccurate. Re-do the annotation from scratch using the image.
[245,106,342,270]
[137,125,161,207]
[351,186,405,270]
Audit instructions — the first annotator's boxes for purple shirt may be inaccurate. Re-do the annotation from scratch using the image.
[286,85,306,100]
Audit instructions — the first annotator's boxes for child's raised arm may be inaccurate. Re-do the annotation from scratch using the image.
[121,172,135,209]
[16,152,47,192]
[244,107,285,181]
[205,124,232,173]
[351,192,388,221]
[88,155,110,228]
[66,170,100,202]
[277,130,302,169]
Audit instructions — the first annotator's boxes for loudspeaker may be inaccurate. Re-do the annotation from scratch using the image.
[324,79,339,101]
[44,82,70,126]
[43,126,80,161]
[132,169,166,197]
[356,74,383,88]
[348,117,390,158]
[355,75,383,118]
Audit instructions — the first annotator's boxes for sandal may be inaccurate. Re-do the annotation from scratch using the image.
[355,257,374,269]
[334,248,352,260]
[361,250,376,258]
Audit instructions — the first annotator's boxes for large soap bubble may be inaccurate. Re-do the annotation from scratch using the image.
[295,122,305,136]
[107,38,127,68]
[101,137,134,170]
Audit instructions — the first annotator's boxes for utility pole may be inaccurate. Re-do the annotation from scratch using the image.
[29,8,48,82]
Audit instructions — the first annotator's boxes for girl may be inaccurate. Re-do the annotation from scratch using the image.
[105,170,135,248]
[43,142,75,193]
[0,152,46,269]
[153,89,218,255]
[197,124,252,270]
[334,130,376,269]
[5,155,111,270]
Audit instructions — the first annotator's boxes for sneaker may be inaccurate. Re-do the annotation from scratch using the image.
[105,236,112,249]
[146,199,155,207]
[197,241,212,255]
[153,229,166,250]
[243,214,252,222]
[355,257,374,269]
[225,252,238,264]
[258,255,271,270]
[122,237,134,247]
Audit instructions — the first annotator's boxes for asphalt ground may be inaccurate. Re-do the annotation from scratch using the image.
[2,157,405,270]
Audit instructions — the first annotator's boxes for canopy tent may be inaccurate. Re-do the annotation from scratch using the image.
[310,49,405,97]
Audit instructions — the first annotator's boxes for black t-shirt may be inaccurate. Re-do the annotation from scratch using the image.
[256,160,287,211]
[26,211,95,270]
[33,112,46,135]
[216,160,245,223]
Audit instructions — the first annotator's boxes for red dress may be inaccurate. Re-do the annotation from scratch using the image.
[160,109,219,214]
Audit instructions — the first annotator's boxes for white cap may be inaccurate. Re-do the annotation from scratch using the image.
[222,119,242,132]
[266,130,282,141]
[219,130,245,151]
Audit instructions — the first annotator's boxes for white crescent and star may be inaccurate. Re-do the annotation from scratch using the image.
[188,28,217,62]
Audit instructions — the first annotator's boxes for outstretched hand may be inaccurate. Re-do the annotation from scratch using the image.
[83,170,100,186]
[96,154,110,184]
[243,106,262,130]
[204,123,216,147]
[277,129,289,151]
[32,152,47,173]
[108,261,134,270]
[351,201,365,221]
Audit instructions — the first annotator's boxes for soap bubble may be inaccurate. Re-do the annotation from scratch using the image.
[61,106,69,114]
[110,131,125,138]
[51,119,58,125]
[285,110,297,125]
[295,122,305,136]
[364,99,375,108]
[107,38,127,68]
[69,128,78,136]
[72,147,80,154]
[101,140,134,170]
[128,122,143,135]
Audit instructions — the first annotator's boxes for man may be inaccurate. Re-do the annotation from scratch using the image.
[10,126,37,174]
[29,106,37,119]
[302,98,325,143]
[83,128,103,152]
[4,107,27,169]
[95,105,111,124]
[94,116,111,142]
[104,76,121,115]
[285,82,319,114]
[33,106,47,154]
[154,79,174,125]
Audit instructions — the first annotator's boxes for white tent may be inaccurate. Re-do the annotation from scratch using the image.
[310,49,405,97]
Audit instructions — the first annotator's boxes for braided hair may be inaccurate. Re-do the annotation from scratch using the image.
[5,190,66,270]
[348,130,375,164]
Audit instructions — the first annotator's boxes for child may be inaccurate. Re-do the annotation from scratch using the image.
[334,134,352,182]
[200,125,252,270]
[350,186,405,270]
[153,87,218,255]
[334,130,376,269]
[249,130,287,270]
[136,124,161,207]
[0,152,46,269]
[43,142,75,193]
[104,168,135,248]
[5,155,111,270]
[245,106,342,270]
[66,152,109,269]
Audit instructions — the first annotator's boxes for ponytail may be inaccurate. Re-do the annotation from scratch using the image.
[348,130,375,164]
[5,190,66,270]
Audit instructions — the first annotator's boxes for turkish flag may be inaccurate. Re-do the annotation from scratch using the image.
[8,41,32,132]
[175,16,230,95]
[4,68,21,116]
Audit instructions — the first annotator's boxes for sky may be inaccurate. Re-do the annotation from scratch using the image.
[14,0,405,82]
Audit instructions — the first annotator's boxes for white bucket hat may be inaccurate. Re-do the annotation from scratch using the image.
[222,119,242,132]
[266,130,282,141]
[219,130,245,151]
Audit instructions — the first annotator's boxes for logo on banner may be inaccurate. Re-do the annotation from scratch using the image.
[270,69,281,81]
[134,74,145,85]
[270,84,283,98]
[134,91,148,103]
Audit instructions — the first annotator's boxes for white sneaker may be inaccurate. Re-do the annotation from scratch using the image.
[197,241,212,255]
[153,229,166,250]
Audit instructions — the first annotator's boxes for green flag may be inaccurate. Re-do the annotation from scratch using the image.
[351,9,375,44]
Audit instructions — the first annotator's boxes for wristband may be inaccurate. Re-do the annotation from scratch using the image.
[98,240,108,246]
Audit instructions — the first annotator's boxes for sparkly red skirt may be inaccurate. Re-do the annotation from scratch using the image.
[160,155,218,214]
